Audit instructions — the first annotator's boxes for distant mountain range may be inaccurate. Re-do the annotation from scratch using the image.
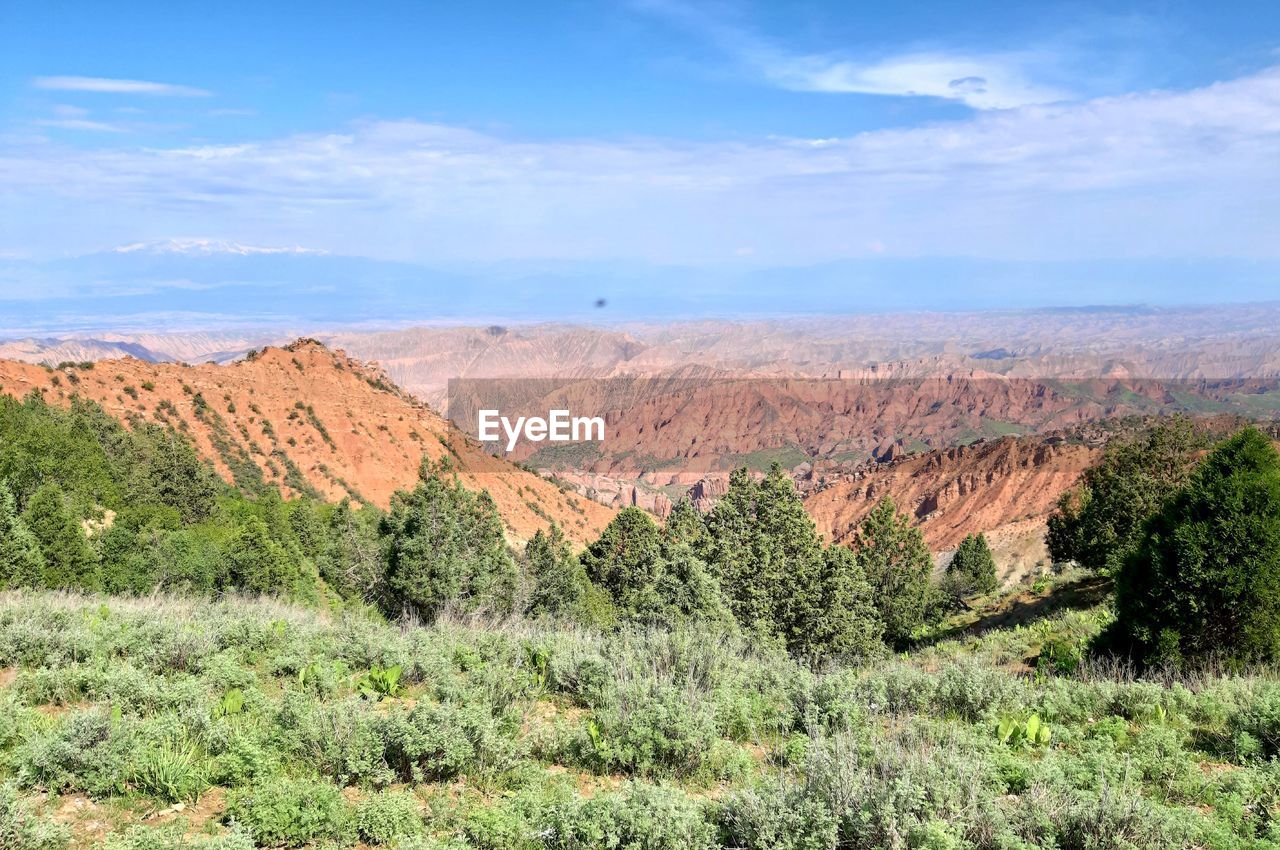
[4,239,1280,333]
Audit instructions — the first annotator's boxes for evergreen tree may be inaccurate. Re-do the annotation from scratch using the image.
[703,468,773,630]
[120,421,221,523]
[853,497,936,647]
[22,483,98,590]
[287,501,327,562]
[943,532,999,605]
[702,463,882,659]
[0,482,44,589]
[581,507,665,606]
[1112,427,1280,666]
[318,499,386,602]
[800,544,883,663]
[1047,417,1203,573]
[650,542,734,629]
[663,499,708,549]
[223,516,298,595]
[524,524,589,617]
[582,507,729,628]
[382,460,516,619]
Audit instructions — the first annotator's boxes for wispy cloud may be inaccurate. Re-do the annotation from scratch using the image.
[3,67,1279,265]
[33,118,128,133]
[753,51,1073,109]
[32,76,211,97]
[634,0,1074,109]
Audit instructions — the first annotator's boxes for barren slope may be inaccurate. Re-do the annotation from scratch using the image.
[803,436,1100,585]
[0,341,613,545]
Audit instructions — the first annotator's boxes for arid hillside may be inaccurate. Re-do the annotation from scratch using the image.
[0,341,613,545]
[802,436,1101,585]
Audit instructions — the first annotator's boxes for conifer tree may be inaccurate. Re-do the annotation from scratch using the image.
[943,532,999,605]
[702,463,883,659]
[0,481,44,589]
[801,544,883,662]
[1114,427,1280,666]
[703,468,772,630]
[663,499,708,549]
[525,523,589,617]
[582,507,729,627]
[22,483,98,590]
[318,498,386,601]
[853,497,936,647]
[223,516,294,595]
[581,507,664,605]
[1047,417,1202,572]
[382,460,516,619]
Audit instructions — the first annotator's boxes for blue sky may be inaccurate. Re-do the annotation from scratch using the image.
[1,0,1279,323]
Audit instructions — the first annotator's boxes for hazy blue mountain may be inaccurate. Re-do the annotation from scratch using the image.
[2,241,1278,334]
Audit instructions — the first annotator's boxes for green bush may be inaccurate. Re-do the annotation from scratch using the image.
[101,825,254,850]
[15,708,133,796]
[224,777,351,847]
[0,781,70,850]
[353,790,424,845]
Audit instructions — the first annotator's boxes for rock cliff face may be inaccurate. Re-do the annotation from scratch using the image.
[802,436,1100,584]
[0,341,613,545]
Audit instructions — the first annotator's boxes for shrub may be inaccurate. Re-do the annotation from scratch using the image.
[15,709,133,796]
[102,825,254,850]
[571,683,719,779]
[0,781,70,850]
[353,791,424,845]
[224,777,351,848]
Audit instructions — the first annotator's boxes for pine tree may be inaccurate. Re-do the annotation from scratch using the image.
[582,507,729,628]
[651,541,734,629]
[21,483,98,590]
[701,463,882,659]
[663,499,708,549]
[318,499,386,602]
[382,461,516,619]
[524,524,589,617]
[703,468,772,630]
[944,532,999,606]
[854,497,936,647]
[0,482,44,589]
[800,544,883,663]
[1113,427,1280,666]
[1047,417,1202,573]
[581,507,665,606]
[223,516,292,595]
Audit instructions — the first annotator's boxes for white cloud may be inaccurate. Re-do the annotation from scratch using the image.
[32,76,211,96]
[756,51,1073,109]
[34,118,128,133]
[2,67,1279,264]
[632,0,1076,109]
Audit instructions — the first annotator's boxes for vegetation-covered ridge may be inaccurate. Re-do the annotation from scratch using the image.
[1,588,1278,849]
[0,342,614,545]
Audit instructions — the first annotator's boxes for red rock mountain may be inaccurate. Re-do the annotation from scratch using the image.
[802,436,1100,584]
[0,341,614,545]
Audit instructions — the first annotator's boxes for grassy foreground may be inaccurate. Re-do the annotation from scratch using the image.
[1,585,1278,850]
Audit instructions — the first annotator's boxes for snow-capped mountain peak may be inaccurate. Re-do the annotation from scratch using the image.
[111,238,328,257]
